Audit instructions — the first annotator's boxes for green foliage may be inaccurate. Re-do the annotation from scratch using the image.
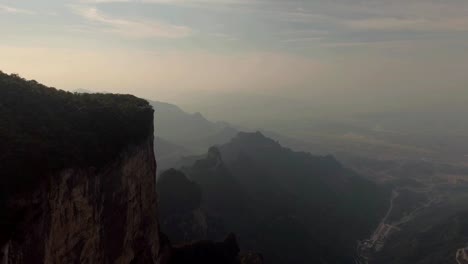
[0,72,154,242]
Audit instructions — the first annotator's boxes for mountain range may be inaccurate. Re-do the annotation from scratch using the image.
[158,132,390,264]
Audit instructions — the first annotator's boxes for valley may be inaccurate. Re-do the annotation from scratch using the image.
[356,184,443,263]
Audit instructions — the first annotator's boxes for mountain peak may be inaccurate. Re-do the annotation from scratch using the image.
[238,131,266,138]
[208,146,222,160]
[206,146,224,167]
[229,131,281,149]
[193,112,205,119]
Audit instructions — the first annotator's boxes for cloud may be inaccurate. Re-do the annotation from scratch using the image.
[71,6,192,38]
[80,0,131,3]
[0,4,35,14]
[281,37,322,43]
[80,0,252,5]
[344,17,468,32]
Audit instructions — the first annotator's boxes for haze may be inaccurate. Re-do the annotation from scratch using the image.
[3,2,468,263]
[1,0,468,123]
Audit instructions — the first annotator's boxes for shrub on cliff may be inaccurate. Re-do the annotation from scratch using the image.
[0,72,154,241]
[0,72,153,183]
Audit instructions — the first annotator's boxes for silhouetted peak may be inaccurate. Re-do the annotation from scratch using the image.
[228,132,282,152]
[150,100,185,114]
[233,131,276,144]
[237,131,266,139]
[191,112,211,123]
[193,112,204,119]
[190,147,225,170]
[207,146,223,162]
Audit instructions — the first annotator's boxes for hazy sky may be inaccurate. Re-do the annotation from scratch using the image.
[1,0,468,117]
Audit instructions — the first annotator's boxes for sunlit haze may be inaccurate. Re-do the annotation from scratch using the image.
[3,2,468,263]
[2,0,468,121]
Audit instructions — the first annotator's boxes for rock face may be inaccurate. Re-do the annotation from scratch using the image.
[4,139,160,264]
[0,72,161,264]
[0,72,260,264]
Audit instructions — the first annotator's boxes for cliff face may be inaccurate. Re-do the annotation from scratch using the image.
[0,72,161,264]
[0,72,259,264]
[3,139,160,264]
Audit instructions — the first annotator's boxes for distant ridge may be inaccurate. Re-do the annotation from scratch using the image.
[159,131,390,264]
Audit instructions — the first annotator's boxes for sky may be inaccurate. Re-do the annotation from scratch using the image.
[1,0,468,120]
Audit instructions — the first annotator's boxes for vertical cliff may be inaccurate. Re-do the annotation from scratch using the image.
[4,139,160,264]
[0,72,161,263]
[0,72,261,264]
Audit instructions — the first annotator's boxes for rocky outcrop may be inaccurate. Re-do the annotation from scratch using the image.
[0,72,262,264]
[3,138,160,264]
[0,72,161,264]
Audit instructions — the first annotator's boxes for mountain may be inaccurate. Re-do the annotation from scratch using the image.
[69,92,230,147]
[150,100,236,146]
[157,169,263,264]
[0,72,261,264]
[149,100,239,171]
[155,137,192,173]
[66,92,241,171]
[159,132,390,264]
[0,72,159,263]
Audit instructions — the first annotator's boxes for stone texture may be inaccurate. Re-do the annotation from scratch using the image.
[3,138,160,264]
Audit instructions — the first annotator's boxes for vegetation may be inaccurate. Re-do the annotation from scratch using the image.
[0,72,154,242]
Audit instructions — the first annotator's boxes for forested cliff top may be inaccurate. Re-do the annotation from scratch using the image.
[0,71,154,197]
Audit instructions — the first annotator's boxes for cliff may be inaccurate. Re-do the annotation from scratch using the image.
[0,72,261,264]
[3,139,159,263]
[0,72,160,263]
